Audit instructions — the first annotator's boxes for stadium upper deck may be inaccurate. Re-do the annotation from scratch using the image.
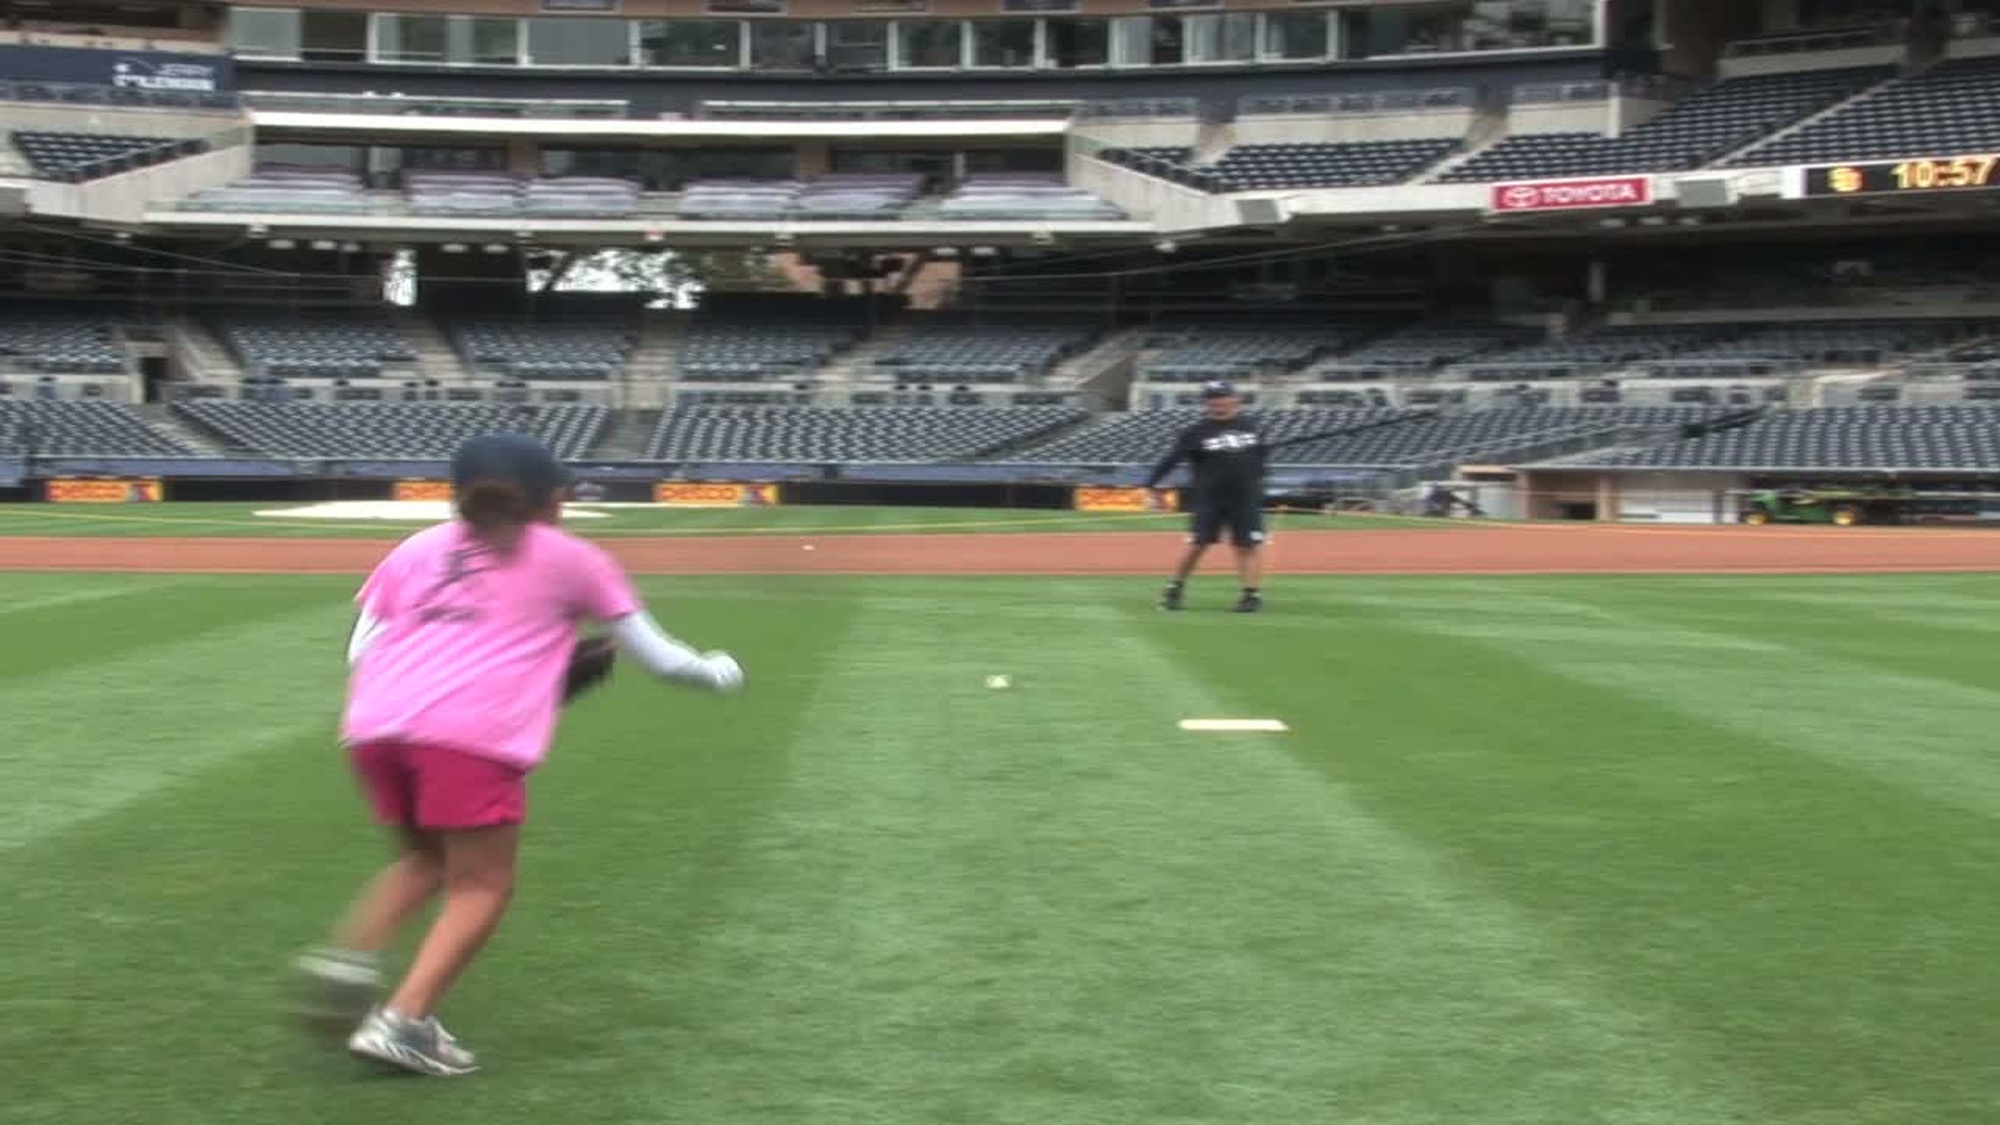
[3,0,1998,249]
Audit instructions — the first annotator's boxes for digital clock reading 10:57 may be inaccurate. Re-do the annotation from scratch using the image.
[1805,155,2000,196]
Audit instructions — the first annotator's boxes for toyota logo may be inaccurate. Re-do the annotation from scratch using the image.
[1500,186,1541,208]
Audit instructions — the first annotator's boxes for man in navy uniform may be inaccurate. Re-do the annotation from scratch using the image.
[1146,381,1269,613]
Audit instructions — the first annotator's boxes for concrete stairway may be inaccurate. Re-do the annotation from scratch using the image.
[137,402,233,455]
[392,309,474,383]
[620,313,683,408]
[815,322,911,386]
[589,408,660,460]
[168,317,242,383]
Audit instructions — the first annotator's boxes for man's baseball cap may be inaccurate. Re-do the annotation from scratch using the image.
[451,433,570,506]
[1201,380,1239,400]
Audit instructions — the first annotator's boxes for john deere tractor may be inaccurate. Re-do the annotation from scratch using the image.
[1738,487,1908,527]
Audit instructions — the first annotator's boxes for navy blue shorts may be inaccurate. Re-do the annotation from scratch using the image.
[1190,495,1267,548]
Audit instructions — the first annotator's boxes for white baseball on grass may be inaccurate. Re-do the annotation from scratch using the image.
[985,674,1011,690]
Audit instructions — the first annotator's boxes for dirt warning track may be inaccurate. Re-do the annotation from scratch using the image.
[0,524,1991,576]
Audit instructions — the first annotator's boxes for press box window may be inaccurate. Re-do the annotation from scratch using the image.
[229,8,302,59]
[641,21,743,67]
[525,17,634,66]
[971,19,1035,67]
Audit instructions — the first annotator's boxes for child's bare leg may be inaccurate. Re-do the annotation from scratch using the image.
[385,824,519,1020]
[334,831,444,953]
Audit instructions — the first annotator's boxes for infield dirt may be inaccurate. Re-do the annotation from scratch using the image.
[0,525,1990,575]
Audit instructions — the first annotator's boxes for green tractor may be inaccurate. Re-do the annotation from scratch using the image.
[1737,487,1908,527]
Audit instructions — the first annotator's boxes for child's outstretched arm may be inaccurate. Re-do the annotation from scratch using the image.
[607,612,743,693]
[348,612,384,666]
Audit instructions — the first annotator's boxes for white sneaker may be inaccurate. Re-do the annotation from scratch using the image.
[347,1006,480,1077]
[292,948,382,1038]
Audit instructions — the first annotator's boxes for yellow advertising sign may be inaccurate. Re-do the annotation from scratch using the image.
[392,480,453,502]
[653,482,780,508]
[46,478,163,503]
[1073,487,1178,513]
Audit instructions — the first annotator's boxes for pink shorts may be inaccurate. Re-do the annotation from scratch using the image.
[349,740,527,830]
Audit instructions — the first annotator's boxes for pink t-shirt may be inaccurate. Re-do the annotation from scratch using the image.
[341,520,642,769]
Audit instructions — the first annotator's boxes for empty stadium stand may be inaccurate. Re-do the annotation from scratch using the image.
[644,405,1086,461]
[1105,139,1461,192]
[1445,324,1740,381]
[1441,66,1891,182]
[1307,323,1541,381]
[676,295,872,382]
[873,318,1102,383]
[678,175,921,220]
[0,311,126,375]
[219,311,416,379]
[0,400,190,456]
[1142,321,1375,380]
[173,401,609,459]
[1579,405,2000,469]
[11,131,208,182]
[1642,318,1996,377]
[406,172,641,218]
[1010,405,1720,466]
[936,175,1126,220]
[1723,57,2000,167]
[183,168,369,212]
[452,318,637,381]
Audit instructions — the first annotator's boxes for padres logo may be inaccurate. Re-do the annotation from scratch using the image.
[1827,166,1863,193]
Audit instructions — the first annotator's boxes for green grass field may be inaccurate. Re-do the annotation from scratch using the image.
[0,501,1445,539]
[7,568,2000,1124]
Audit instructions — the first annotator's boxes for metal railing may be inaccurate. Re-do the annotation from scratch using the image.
[0,79,238,112]
[1721,21,1907,58]
[1077,97,1199,120]
[241,90,630,119]
[1236,87,1473,117]
[707,98,1079,120]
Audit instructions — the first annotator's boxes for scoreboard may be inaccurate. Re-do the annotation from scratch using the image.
[1804,155,2000,198]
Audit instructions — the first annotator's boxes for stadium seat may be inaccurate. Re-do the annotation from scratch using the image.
[173,401,608,459]
[0,400,189,456]
[1440,66,1892,181]
[1108,140,1461,193]
[1723,57,2000,167]
[10,131,205,182]
[1588,404,2000,468]
[644,405,1086,461]
[452,317,638,381]
[0,309,127,374]
[872,318,1103,383]
[1009,406,1721,466]
[218,310,416,380]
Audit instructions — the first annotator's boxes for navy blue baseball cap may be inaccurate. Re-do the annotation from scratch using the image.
[1202,380,1239,400]
[451,433,569,506]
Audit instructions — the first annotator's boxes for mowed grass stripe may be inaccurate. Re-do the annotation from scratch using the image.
[1268,578,2000,1121]
[639,580,1753,1125]
[0,576,871,1125]
[0,588,356,850]
[0,575,357,681]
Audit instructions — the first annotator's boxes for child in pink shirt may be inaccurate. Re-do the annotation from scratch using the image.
[295,434,742,1077]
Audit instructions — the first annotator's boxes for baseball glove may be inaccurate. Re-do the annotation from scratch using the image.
[563,636,618,703]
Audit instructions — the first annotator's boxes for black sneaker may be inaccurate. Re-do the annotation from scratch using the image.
[1232,593,1264,614]
[1159,585,1185,611]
